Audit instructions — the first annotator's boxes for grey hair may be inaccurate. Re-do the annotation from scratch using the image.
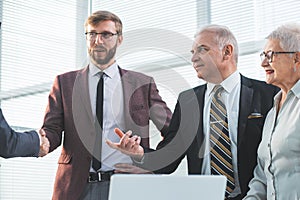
[267,22,300,52]
[195,24,239,63]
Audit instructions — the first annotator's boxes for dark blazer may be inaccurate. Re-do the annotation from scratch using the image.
[0,109,39,158]
[143,75,279,199]
[42,66,172,200]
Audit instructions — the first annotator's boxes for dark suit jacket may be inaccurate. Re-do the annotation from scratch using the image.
[0,109,39,158]
[42,66,172,200]
[142,75,279,199]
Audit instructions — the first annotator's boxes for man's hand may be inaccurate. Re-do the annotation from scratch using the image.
[38,129,50,157]
[106,128,144,160]
[114,163,152,174]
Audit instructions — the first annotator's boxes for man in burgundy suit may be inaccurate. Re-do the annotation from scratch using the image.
[41,10,172,200]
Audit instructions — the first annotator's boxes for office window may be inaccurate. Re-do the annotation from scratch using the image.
[0,0,300,199]
[0,0,88,199]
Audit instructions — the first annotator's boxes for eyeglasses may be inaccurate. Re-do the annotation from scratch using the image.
[85,32,118,41]
[260,51,296,63]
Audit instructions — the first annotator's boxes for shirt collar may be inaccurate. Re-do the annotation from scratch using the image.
[290,79,300,98]
[207,70,240,95]
[89,61,119,79]
[274,79,300,103]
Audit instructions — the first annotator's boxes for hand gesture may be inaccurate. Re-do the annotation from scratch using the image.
[106,128,144,160]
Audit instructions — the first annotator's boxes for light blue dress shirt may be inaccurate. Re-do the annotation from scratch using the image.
[244,79,300,200]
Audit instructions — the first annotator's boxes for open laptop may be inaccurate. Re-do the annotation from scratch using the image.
[108,174,226,200]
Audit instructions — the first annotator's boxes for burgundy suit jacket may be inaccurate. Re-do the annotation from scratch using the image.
[42,66,172,200]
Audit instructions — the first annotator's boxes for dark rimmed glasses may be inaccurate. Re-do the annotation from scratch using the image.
[85,32,118,41]
[260,51,296,63]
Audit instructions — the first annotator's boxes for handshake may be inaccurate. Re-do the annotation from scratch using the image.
[38,129,50,157]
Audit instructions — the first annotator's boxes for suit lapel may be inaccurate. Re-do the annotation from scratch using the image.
[238,75,253,146]
[72,66,98,155]
[118,67,133,130]
[73,66,94,126]
[195,85,206,148]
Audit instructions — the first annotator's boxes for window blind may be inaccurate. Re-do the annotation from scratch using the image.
[0,0,88,199]
[1,0,300,199]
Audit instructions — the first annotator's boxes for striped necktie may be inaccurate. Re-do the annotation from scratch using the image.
[209,85,235,198]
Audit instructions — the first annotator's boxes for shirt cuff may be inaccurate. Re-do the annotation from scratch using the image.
[36,129,42,146]
[132,155,145,164]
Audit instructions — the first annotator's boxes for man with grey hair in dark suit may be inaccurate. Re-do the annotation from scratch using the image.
[108,24,279,200]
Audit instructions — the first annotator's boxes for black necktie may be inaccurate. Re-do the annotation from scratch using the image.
[92,72,104,171]
[209,85,235,198]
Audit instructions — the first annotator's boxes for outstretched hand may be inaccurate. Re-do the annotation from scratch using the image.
[38,129,50,157]
[106,128,144,160]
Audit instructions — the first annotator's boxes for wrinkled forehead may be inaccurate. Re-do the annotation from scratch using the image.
[264,39,283,51]
[192,31,217,49]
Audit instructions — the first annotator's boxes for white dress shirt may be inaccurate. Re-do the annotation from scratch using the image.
[201,71,241,197]
[88,62,132,171]
[244,79,300,200]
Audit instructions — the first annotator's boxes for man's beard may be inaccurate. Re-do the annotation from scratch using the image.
[90,43,117,65]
